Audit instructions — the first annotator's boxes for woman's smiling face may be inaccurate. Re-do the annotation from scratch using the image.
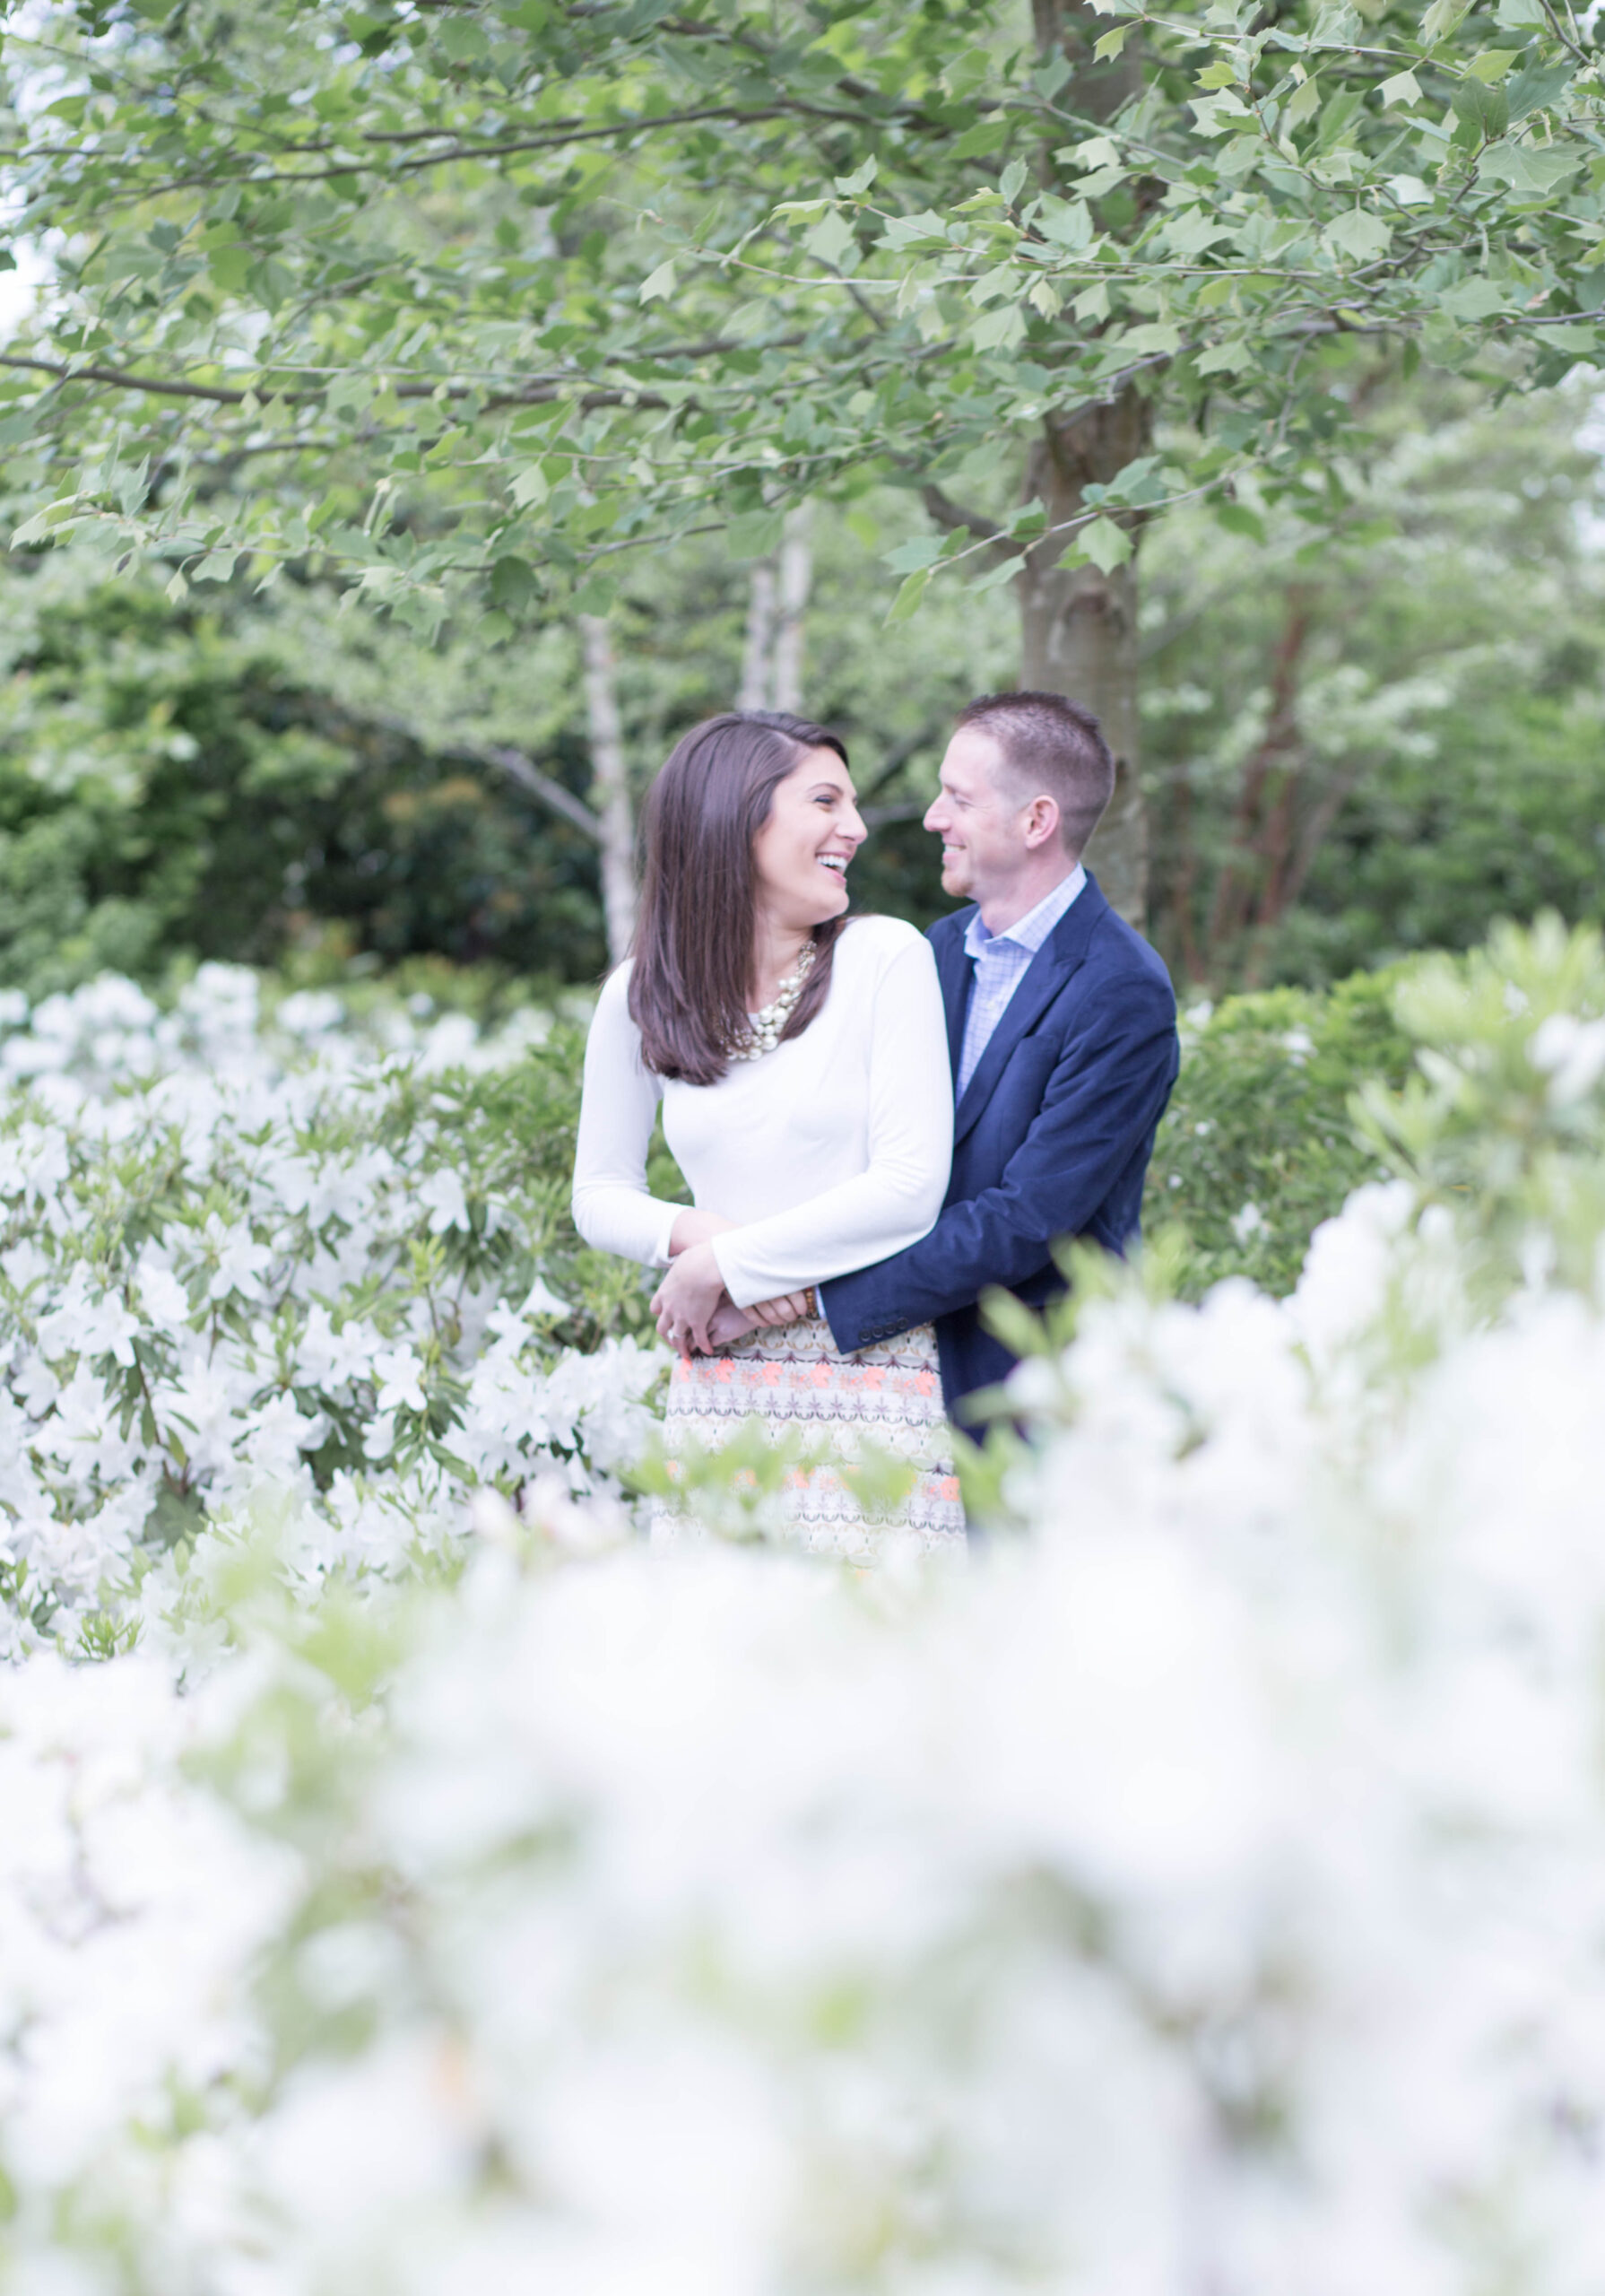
[750,746,867,930]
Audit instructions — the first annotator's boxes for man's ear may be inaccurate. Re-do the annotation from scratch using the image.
[1021,795,1060,851]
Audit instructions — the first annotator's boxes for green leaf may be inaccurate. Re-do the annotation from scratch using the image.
[638,260,676,303]
[1163,207,1235,257]
[1094,23,1132,60]
[971,303,1027,351]
[1284,74,1323,129]
[1076,516,1134,572]
[885,567,931,622]
[1217,500,1266,542]
[1386,174,1435,206]
[1467,49,1521,82]
[1421,0,1471,41]
[881,535,944,575]
[1478,139,1583,197]
[1435,274,1514,318]
[1505,59,1574,121]
[833,157,877,196]
[489,553,539,609]
[881,210,950,251]
[1189,91,1254,136]
[1452,79,1508,142]
[968,552,1026,594]
[209,246,252,292]
[942,45,993,98]
[1196,336,1257,375]
[950,119,1009,160]
[1119,321,1183,355]
[1065,135,1123,171]
[804,210,856,266]
[727,509,785,561]
[1323,209,1392,262]
[439,14,490,60]
[1000,160,1028,206]
[1037,195,1094,250]
[1377,70,1423,109]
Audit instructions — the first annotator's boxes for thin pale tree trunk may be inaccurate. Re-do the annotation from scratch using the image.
[774,505,812,713]
[739,560,777,710]
[578,613,638,968]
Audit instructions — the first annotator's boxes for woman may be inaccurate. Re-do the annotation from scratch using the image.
[571,710,962,1560]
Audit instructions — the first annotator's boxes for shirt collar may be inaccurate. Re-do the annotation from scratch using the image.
[963,863,1087,961]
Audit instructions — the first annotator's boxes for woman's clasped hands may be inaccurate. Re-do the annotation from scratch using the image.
[650,1208,811,1355]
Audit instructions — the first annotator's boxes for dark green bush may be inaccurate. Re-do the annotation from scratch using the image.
[1144,969,1415,1296]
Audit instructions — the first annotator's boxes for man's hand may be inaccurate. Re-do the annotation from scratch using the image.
[688,1288,819,1354]
[706,1299,759,1349]
[651,1242,728,1354]
[749,1290,814,1326]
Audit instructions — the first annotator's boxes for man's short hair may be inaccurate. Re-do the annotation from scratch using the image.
[954,691,1115,856]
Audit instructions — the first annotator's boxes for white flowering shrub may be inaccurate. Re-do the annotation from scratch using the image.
[5,918,1605,2295]
[0,966,665,1654]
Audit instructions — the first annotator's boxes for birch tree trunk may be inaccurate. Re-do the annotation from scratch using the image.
[739,561,777,711]
[774,505,813,714]
[578,614,638,968]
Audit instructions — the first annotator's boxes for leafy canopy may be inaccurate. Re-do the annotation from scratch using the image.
[1,0,1601,629]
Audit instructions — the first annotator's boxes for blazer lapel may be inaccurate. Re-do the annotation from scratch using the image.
[933,913,974,1084]
[951,876,1109,1148]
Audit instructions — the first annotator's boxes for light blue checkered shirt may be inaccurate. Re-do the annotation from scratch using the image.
[957,865,1087,1098]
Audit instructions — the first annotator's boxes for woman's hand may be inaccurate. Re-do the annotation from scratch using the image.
[668,1207,736,1256]
[651,1242,729,1354]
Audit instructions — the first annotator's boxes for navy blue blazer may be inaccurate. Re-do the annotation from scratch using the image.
[820,874,1179,1421]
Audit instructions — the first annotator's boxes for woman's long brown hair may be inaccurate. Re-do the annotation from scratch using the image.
[628,711,852,1085]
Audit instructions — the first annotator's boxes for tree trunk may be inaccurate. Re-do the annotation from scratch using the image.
[1205,586,1314,973]
[1022,0,1153,926]
[578,613,638,967]
[774,504,812,713]
[1019,390,1151,924]
[739,507,812,715]
[739,560,776,711]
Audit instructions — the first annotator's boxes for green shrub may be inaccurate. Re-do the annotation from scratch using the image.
[1145,968,1415,1296]
[427,1022,689,1351]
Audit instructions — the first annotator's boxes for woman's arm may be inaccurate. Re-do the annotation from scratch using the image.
[570,969,685,1268]
[709,934,953,1309]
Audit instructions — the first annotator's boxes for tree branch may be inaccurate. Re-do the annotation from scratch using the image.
[0,329,804,419]
[452,740,604,843]
[920,484,1003,543]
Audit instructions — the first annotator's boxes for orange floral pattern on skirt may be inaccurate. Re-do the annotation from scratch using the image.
[655,1315,965,1563]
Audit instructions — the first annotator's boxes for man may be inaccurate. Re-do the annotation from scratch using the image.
[716,689,1180,1425]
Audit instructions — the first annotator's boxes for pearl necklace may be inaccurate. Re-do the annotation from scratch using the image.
[726,939,817,1061]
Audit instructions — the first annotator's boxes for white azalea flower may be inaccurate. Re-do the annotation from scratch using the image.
[417,1168,471,1235]
[372,1347,428,1417]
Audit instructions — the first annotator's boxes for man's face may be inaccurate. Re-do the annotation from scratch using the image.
[924,726,1031,904]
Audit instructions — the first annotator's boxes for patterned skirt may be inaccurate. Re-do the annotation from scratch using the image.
[654,1316,966,1563]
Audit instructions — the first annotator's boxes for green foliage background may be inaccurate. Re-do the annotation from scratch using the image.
[3,378,1603,1010]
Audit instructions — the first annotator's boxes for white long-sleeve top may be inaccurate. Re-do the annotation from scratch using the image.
[571,914,953,1309]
